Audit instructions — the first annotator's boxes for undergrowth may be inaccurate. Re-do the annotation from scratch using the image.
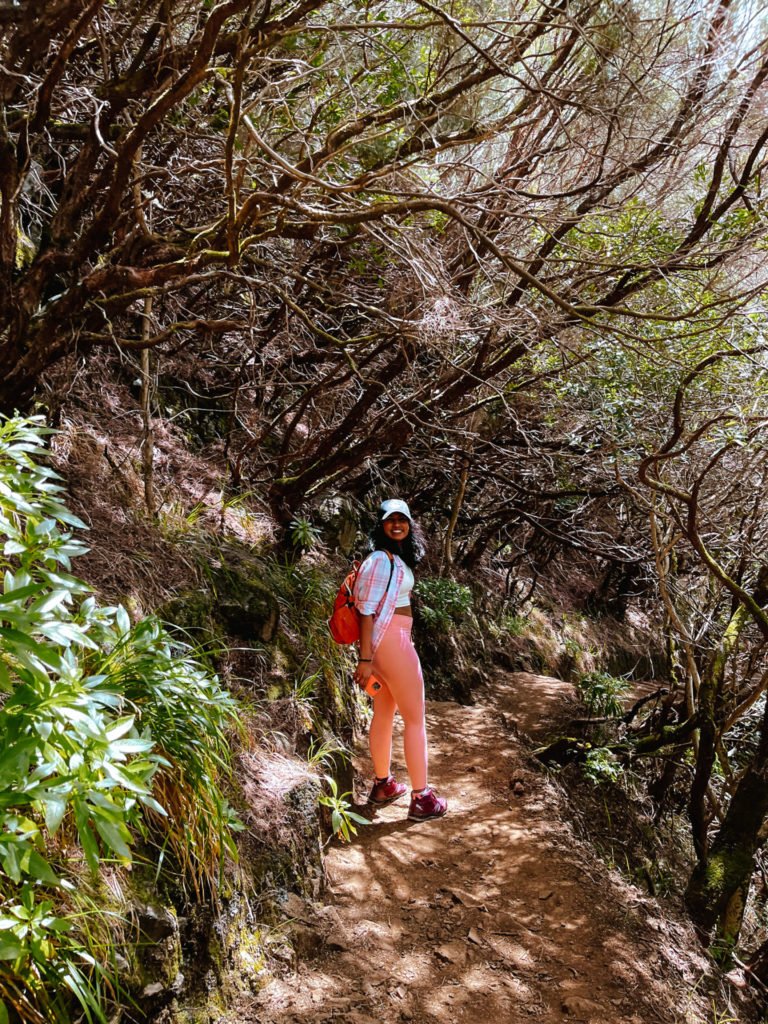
[0,416,241,1024]
[577,670,631,719]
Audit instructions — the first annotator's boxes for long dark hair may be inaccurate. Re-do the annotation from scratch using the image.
[369,512,426,570]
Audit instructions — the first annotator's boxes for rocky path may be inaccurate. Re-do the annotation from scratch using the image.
[246,673,714,1024]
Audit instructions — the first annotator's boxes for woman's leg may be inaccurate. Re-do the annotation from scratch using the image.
[373,620,428,790]
[368,684,396,779]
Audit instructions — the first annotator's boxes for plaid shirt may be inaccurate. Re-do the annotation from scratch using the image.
[353,550,405,653]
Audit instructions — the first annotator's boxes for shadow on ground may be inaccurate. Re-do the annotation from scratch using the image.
[246,676,713,1024]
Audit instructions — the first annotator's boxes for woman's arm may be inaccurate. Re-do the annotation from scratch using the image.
[353,550,391,615]
[352,550,393,687]
[354,614,375,687]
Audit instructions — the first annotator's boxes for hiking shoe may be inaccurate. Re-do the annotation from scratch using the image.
[407,787,448,822]
[368,775,407,806]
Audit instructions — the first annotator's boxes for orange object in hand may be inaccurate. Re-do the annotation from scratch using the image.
[363,674,383,697]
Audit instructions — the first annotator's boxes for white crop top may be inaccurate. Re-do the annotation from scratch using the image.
[396,563,415,607]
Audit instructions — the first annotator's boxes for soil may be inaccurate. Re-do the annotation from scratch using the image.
[244,671,733,1024]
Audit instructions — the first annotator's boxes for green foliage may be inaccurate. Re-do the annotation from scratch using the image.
[289,516,322,551]
[260,556,335,631]
[305,736,348,772]
[0,415,241,1023]
[500,614,527,637]
[318,776,368,843]
[582,748,623,785]
[704,999,738,1023]
[414,577,473,631]
[576,670,630,718]
[257,554,354,716]
[293,670,322,703]
[487,613,527,642]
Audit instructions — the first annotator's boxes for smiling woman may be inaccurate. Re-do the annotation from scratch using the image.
[353,499,447,823]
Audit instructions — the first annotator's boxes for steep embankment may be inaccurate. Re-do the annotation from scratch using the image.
[245,672,722,1024]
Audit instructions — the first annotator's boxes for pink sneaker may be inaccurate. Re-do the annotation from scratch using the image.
[368,775,407,806]
[407,787,448,822]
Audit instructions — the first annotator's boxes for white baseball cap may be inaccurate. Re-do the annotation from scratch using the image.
[380,499,412,521]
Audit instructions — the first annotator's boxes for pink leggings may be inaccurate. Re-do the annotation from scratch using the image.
[370,617,428,791]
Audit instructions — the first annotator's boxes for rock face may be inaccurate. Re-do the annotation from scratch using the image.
[126,773,325,1024]
[212,570,280,643]
[126,900,184,1019]
[137,902,178,943]
[162,571,279,646]
[182,777,324,1019]
[140,547,353,1021]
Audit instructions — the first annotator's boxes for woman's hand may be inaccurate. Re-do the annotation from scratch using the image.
[353,659,374,689]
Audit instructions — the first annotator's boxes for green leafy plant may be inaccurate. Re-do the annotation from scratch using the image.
[293,670,321,702]
[576,670,630,718]
[318,776,369,843]
[582,748,623,784]
[488,612,528,643]
[500,614,527,637]
[414,578,473,631]
[306,737,348,773]
[0,415,242,1023]
[706,1000,738,1023]
[289,516,322,551]
[255,555,354,721]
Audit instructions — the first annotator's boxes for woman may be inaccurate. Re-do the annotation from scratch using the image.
[353,499,448,822]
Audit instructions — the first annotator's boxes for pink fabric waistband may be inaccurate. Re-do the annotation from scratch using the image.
[385,615,413,632]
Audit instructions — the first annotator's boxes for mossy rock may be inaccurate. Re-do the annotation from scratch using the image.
[605,648,666,680]
[160,590,219,639]
[155,772,325,1022]
[317,497,361,556]
[210,567,279,642]
[160,572,279,647]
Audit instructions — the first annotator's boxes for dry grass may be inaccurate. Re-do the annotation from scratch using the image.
[44,356,272,612]
[237,748,320,849]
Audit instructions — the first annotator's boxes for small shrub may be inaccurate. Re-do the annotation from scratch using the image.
[289,516,322,551]
[501,614,527,637]
[318,776,369,843]
[414,577,473,630]
[582,748,623,784]
[576,670,630,718]
[488,613,527,642]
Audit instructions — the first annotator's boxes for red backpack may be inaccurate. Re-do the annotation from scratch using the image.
[328,552,394,645]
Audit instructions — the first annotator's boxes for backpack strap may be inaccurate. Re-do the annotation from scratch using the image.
[384,550,395,591]
[355,549,397,610]
[376,550,396,614]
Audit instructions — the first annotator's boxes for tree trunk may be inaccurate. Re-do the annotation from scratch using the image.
[684,693,768,947]
[442,456,470,573]
[140,297,156,516]
[689,606,749,862]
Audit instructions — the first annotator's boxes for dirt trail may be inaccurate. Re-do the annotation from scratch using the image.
[248,673,713,1024]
